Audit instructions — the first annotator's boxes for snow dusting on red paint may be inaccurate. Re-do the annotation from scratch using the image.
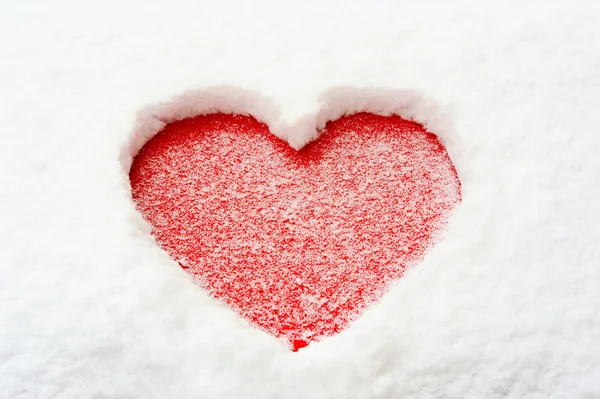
[129,113,461,350]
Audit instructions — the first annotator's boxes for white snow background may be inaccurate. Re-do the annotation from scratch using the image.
[1,0,600,398]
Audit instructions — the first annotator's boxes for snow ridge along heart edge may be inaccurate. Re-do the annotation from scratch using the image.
[121,86,464,351]
[120,86,466,174]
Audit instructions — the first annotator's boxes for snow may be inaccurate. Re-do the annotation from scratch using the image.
[1,0,600,398]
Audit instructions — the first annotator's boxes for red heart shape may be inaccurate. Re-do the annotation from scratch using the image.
[130,112,461,350]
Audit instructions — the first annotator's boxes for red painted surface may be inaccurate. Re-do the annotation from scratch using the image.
[130,112,461,350]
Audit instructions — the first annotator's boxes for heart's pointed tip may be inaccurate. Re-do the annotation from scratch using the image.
[291,339,309,352]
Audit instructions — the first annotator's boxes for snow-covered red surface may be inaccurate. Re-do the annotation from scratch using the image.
[2,0,600,398]
[130,113,461,351]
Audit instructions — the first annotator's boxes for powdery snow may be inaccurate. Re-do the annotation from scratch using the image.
[1,0,600,398]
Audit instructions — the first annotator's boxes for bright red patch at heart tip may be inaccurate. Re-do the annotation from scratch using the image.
[292,339,309,352]
[130,112,461,350]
